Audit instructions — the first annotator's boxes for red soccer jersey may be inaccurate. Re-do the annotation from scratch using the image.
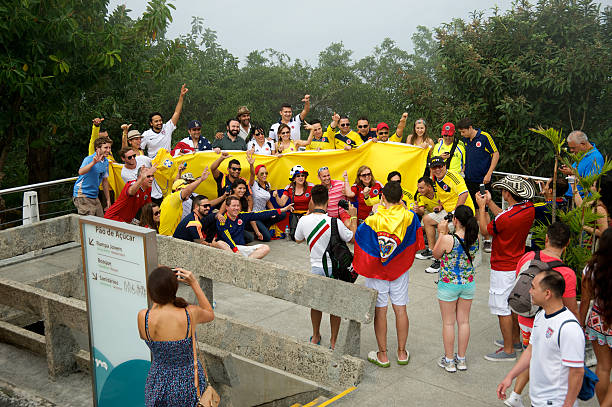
[486,201,535,270]
[516,251,576,329]
[351,181,383,220]
[104,180,152,223]
[283,183,314,212]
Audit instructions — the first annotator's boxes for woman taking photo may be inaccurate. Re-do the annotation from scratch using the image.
[246,126,275,155]
[137,266,214,407]
[139,202,160,232]
[345,165,383,222]
[273,165,314,239]
[249,164,286,241]
[580,228,612,405]
[275,124,312,154]
[432,205,479,373]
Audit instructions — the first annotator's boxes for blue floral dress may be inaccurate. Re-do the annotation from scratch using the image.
[144,308,206,407]
[439,235,478,284]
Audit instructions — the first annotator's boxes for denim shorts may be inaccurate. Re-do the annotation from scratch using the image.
[437,282,475,302]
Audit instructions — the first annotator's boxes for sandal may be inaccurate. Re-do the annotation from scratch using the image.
[309,335,321,345]
[397,349,410,365]
[368,350,390,368]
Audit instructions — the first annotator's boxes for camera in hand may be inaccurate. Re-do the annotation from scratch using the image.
[444,212,454,222]
[338,199,350,210]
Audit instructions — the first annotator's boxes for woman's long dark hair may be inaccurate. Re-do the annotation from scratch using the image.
[139,203,159,232]
[147,266,188,308]
[231,178,249,211]
[453,205,479,249]
[586,228,612,326]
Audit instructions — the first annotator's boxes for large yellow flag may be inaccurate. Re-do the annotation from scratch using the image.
[108,142,430,199]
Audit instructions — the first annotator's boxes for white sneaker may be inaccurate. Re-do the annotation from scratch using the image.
[483,240,492,253]
[416,249,433,260]
[437,356,456,373]
[503,392,525,407]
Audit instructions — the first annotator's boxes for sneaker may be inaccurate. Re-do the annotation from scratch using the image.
[483,240,492,253]
[503,391,525,407]
[484,348,516,362]
[494,339,522,351]
[437,356,457,372]
[425,259,441,274]
[416,249,433,260]
[454,355,467,371]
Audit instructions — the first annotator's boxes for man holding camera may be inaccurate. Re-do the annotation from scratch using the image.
[417,157,475,274]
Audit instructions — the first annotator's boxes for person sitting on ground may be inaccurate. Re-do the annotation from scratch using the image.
[73,136,112,216]
[503,221,578,407]
[249,164,286,241]
[417,156,475,274]
[141,84,188,159]
[275,123,313,154]
[268,95,311,142]
[580,228,612,407]
[210,151,255,201]
[121,124,144,156]
[119,146,153,183]
[304,120,335,151]
[139,202,160,232]
[328,113,363,150]
[273,165,314,239]
[431,122,465,175]
[138,266,214,407]
[212,118,247,151]
[216,196,294,259]
[218,178,256,243]
[246,126,275,155]
[105,166,157,223]
[294,185,357,349]
[432,205,480,373]
[345,165,383,222]
[497,271,584,407]
[406,118,434,148]
[174,195,229,250]
[353,181,425,368]
[171,120,215,157]
[159,168,210,236]
[476,175,535,362]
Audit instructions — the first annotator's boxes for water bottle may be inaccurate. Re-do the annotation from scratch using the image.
[285,225,290,240]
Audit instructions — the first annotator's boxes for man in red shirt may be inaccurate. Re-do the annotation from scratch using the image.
[105,166,156,223]
[476,175,536,362]
[502,221,578,407]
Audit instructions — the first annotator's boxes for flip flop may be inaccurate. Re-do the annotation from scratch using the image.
[309,336,321,345]
[397,350,410,365]
[368,351,390,368]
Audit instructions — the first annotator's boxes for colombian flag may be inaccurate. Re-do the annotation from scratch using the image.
[353,204,425,281]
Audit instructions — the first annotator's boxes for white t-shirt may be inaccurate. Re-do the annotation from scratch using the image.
[251,182,271,212]
[247,139,276,155]
[238,123,251,140]
[269,114,302,142]
[120,155,162,199]
[294,213,353,269]
[141,120,177,158]
[529,307,584,407]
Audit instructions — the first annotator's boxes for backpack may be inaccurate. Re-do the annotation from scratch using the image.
[322,218,357,283]
[556,319,598,401]
[508,251,567,317]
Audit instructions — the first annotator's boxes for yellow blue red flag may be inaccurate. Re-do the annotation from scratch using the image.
[353,204,425,281]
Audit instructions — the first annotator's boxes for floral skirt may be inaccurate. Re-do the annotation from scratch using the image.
[586,305,612,348]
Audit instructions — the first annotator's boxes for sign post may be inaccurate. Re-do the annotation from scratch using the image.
[79,216,157,407]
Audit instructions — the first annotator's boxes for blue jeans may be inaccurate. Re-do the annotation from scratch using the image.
[248,212,286,242]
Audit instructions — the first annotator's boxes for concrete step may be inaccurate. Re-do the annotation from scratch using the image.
[289,395,329,407]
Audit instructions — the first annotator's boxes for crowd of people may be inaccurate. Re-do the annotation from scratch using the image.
[72,86,612,407]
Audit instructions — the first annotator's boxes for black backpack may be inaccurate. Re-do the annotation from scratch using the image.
[508,251,567,317]
[322,218,357,283]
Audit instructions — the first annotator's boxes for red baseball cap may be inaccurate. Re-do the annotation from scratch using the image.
[441,122,455,136]
[376,122,389,131]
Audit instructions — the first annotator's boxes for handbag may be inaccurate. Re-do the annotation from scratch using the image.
[191,317,220,407]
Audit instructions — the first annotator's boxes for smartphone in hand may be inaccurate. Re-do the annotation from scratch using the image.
[479,184,486,197]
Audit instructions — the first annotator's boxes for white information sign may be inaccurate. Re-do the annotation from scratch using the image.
[80,216,157,407]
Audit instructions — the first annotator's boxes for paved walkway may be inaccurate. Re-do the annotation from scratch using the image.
[0,240,600,406]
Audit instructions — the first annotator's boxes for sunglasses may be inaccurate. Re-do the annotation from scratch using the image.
[146,175,155,179]
[339,123,350,127]
[201,204,211,208]
[280,131,291,135]
[259,171,268,175]
[318,166,329,173]
[295,174,306,178]
[125,155,136,160]
[153,211,161,216]
[230,167,241,171]
[357,125,369,129]
[360,173,372,177]
[255,132,265,136]
[378,131,389,135]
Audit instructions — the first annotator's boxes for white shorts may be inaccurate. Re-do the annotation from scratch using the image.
[236,244,264,257]
[311,266,329,277]
[488,269,516,316]
[426,210,448,224]
[365,271,410,307]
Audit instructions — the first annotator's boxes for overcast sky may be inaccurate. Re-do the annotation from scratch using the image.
[108,0,612,65]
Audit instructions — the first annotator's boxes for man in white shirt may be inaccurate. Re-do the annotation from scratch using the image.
[119,147,152,183]
[269,94,310,142]
[497,270,584,407]
[294,184,357,349]
[141,83,188,158]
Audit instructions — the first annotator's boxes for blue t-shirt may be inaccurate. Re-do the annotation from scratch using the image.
[463,129,498,183]
[565,145,605,198]
[73,154,109,198]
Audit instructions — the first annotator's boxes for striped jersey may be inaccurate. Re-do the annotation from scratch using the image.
[294,213,353,269]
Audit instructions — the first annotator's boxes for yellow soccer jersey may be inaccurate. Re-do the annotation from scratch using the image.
[432,140,465,174]
[434,170,475,213]
[333,129,363,149]
[159,190,184,236]
[416,191,440,213]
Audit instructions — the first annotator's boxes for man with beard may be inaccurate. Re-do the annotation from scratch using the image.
[212,118,247,151]
[237,106,252,140]
[173,195,228,249]
[141,84,188,158]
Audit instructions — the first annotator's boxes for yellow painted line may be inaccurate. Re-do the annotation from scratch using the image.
[317,386,357,406]
[289,404,302,407]
[302,399,319,407]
